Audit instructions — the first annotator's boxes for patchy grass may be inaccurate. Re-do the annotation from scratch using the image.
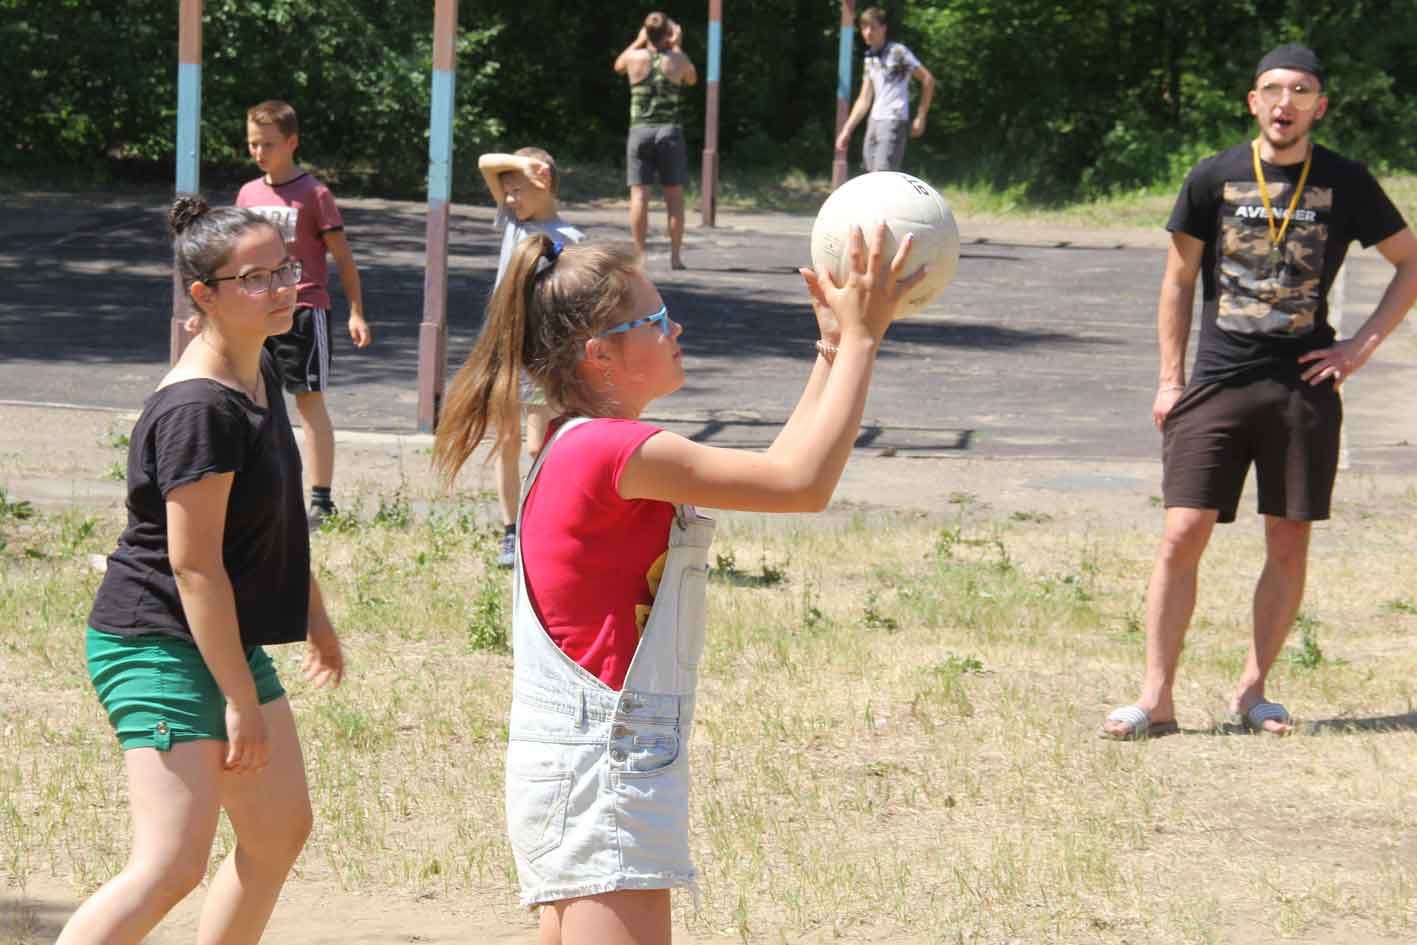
[4,485,1417,943]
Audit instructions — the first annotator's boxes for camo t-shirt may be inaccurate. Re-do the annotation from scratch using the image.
[1168,142,1405,386]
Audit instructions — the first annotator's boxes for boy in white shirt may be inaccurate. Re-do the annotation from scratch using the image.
[834,6,936,173]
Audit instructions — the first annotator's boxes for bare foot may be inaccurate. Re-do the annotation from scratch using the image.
[670,258,687,271]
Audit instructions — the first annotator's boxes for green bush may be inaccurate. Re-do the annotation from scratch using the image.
[5,0,1417,200]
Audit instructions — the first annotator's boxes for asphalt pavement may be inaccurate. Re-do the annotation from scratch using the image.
[2,192,1415,513]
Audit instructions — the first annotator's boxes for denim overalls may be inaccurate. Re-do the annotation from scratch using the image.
[504,418,716,906]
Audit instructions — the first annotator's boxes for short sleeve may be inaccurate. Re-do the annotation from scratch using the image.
[312,184,344,233]
[605,421,663,497]
[1351,163,1406,248]
[1166,161,1217,242]
[900,44,923,71]
[551,419,662,502]
[553,220,587,244]
[151,401,249,497]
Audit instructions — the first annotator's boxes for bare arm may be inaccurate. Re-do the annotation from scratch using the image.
[667,22,697,86]
[764,268,852,456]
[620,339,878,512]
[478,152,524,209]
[617,227,916,513]
[168,472,268,772]
[835,80,874,150]
[302,574,344,688]
[913,65,935,115]
[910,66,935,137]
[1152,231,1204,428]
[614,28,649,74]
[323,229,370,347]
[765,356,834,455]
[1299,226,1417,385]
[674,50,698,86]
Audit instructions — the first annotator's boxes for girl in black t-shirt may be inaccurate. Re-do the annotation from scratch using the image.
[58,198,344,945]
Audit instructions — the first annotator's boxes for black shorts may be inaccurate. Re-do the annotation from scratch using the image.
[626,124,690,187]
[1162,375,1342,523]
[264,306,331,394]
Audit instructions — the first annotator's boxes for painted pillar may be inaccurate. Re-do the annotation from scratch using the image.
[171,0,203,364]
[831,0,856,190]
[417,0,459,433]
[700,0,723,227]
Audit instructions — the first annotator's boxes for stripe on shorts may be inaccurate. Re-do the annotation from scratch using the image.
[308,307,330,390]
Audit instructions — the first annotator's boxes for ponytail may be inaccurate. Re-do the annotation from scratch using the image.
[431,235,642,487]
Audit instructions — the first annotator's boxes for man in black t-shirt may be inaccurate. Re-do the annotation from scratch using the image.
[1101,44,1417,740]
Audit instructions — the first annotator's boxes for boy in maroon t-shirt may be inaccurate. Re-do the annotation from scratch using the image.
[237,100,372,527]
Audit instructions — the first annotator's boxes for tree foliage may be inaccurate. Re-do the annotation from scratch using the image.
[4,0,1416,201]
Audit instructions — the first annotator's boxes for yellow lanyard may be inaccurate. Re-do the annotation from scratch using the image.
[1250,138,1312,253]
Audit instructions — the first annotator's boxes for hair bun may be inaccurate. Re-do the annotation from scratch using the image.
[169,195,212,236]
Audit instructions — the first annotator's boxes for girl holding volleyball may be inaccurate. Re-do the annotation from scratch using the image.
[432,223,917,944]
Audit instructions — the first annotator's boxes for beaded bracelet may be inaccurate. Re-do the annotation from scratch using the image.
[815,340,839,358]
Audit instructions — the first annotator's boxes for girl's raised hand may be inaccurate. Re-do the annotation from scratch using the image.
[798,223,923,344]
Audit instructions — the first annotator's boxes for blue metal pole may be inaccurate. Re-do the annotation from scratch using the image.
[172,0,203,364]
[701,0,723,226]
[832,1,856,189]
[418,0,459,432]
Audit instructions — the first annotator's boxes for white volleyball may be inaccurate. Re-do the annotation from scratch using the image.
[809,171,960,319]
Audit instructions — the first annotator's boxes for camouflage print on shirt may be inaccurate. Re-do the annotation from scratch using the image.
[1217,182,1334,337]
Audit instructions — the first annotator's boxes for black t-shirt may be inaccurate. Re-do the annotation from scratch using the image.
[88,352,310,647]
[1167,142,1406,386]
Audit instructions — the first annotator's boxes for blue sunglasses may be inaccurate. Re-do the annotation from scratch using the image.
[596,304,672,338]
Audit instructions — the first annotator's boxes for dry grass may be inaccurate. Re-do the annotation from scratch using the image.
[3,480,1417,944]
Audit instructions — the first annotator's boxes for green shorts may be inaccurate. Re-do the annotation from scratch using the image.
[85,627,286,751]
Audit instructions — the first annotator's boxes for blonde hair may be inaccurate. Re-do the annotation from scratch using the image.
[432,237,642,486]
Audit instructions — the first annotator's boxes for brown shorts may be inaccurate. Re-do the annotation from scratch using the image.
[1162,376,1342,523]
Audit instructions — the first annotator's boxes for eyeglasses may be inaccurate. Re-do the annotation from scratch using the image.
[596,304,673,338]
[1256,81,1320,111]
[206,260,303,296]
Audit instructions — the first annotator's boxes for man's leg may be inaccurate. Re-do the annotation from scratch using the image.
[494,398,522,568]
[628,185,651,257]
[663,185,685,269]
[862,121,880,173]
[884,119,909,172]
[1102,506,1218,737]
[1230,515,1309,734]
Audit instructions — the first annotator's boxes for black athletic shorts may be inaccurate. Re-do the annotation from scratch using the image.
[263,306,331,394]
[626,124,690,187]
[1162,375,1342,523]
